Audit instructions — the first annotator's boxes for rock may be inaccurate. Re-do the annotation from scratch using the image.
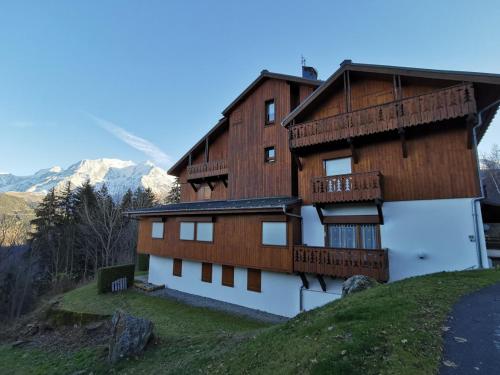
[342,275,379,297]
[108,310,154,364]
[84,321,104,333]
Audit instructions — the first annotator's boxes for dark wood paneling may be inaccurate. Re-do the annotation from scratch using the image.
[202,262,212,283]
[137,213,298,273]
[247,268,261,292]
[222,265,234,287]
[298,125,480,204]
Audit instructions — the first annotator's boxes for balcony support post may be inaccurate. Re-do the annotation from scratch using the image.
[298,272,309,289]
[206,181,215,191]
[317,274,327,292]
[347,138,358,164]
[190,182,199,192]
[398,128,408,158]
[375,198,384,225]
[222,178,228,188]
[314,204,324,224]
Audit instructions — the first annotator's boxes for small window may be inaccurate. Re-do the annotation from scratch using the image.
[360,224,378,249]
[196,222,213,242]
[173,258,182,277]
[327,224,356,248]
[262,222,287,246]
[222,265,234,287]
[247,268,261,293]
[265,99,275,124]
[324,157,352,176]
[201,262,212,283]
[151,221,164,239]
[180,222,195,240]
[264,147,276,163]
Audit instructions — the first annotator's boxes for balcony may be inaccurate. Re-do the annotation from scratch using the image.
[312,171,382,204]
[289,83,476,149]
[293,245,389,282]
[186,160,228,181]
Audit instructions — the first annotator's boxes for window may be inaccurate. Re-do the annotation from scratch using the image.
[222,265,234,287]
[201,262,212,283]
[265,99,275,124]
[173,258,182,277]
[151,221,164,239]
[262,222,287,246]
[324,157,352,176]
[247,268,261,293]
[180,222,195,240]
[327,224,379,249]
[196,222,213,242]
[264,146,276,163]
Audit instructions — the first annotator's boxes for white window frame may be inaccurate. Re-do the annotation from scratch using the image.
[261,221,287,246]
[151,221,164,239]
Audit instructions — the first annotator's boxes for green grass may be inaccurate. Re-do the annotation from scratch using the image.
[1,269,499,374]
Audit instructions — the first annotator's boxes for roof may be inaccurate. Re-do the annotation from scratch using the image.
[126,196,301,217]
[282,60,500,127]
[221,70,322,116]
[167,117,228,176]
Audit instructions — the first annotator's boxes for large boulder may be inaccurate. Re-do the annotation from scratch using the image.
[342,275,379,297]
[108,310,154,363]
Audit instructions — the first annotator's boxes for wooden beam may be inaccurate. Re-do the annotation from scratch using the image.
[314,204,324,224]
[292,152,303,171]
[347,137,358,164]
[466,113,477,149]
[190,182,199,192]
[375,198,384,225]
[204,136,209,162]
[322,215,381,224]
[398,128,408,158]
[317,274,327,292]
[222,178,228,188]
[188,153,192,166]
[207,181,215,191]
[298,272,309,289]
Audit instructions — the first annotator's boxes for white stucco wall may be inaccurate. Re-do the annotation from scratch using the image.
[301,198,489,282]
[148,256,341,317]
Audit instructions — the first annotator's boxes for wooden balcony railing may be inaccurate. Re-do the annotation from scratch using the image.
[293,245,389,282]
[312,171,382,204]
[289,83,476,149]
[186,160,228,181]
[486,236,500,250]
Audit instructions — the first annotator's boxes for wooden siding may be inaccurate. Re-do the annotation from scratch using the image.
[293,245,389,282]
[173,258,182,276]
[227,78,293,199]
[221,265,234,287]
[202,262,212,283]
[247,268,261,292]
[298,125,480,204]
[137,213,300,273]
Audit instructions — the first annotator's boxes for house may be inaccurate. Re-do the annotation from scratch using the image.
[129,61,500,317]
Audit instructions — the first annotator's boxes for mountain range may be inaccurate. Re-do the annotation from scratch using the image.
[0,158,174,199]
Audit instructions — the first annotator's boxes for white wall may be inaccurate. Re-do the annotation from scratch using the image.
[148,256,341,317]
[301,198,488,282]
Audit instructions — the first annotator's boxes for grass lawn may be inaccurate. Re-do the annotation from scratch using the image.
[1,269,499,374]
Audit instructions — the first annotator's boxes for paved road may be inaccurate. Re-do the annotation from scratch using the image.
[440,282,500,374]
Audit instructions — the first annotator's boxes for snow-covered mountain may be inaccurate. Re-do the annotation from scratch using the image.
[0,158,174,198]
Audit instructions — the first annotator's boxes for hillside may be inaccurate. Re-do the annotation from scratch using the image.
[0,269,499,374]
[0,158,174,199]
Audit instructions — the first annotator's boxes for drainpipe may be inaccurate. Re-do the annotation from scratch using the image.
[471,99,500,268]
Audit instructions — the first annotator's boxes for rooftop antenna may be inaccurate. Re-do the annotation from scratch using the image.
[301,55,306,67]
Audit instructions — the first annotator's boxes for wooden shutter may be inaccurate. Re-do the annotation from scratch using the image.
[173,258,182,277]
[247,268,261,292]
[221,265,234,287]
[201,262,212,283]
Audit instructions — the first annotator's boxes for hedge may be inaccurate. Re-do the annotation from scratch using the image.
[97,263,135,294]
[137,254,150,271]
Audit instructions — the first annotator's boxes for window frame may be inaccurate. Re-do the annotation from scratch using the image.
[325,223,381,249]
[264,99,276,125]
[221,265,234,287]
[323,157,352,177]
[201,262,212,283]
[151,221,164,239]
[179,221,195,241]
[264,146,276,163]
[196,222,214,243]
[247,268,261,293]
[173,258,182,277]
[261,220,288,247]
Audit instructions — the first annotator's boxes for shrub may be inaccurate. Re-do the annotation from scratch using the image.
[97,264,135,294]
[137,254,150,271]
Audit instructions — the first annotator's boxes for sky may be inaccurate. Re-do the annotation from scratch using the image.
[1,0,500,175]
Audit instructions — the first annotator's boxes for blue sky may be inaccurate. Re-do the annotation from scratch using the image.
[1,0,499,175]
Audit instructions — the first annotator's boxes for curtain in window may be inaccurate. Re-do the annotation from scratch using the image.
[360,224,377,249]
[327,224,356,248]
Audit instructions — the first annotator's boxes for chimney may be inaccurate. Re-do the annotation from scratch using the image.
[302,66,318,80]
